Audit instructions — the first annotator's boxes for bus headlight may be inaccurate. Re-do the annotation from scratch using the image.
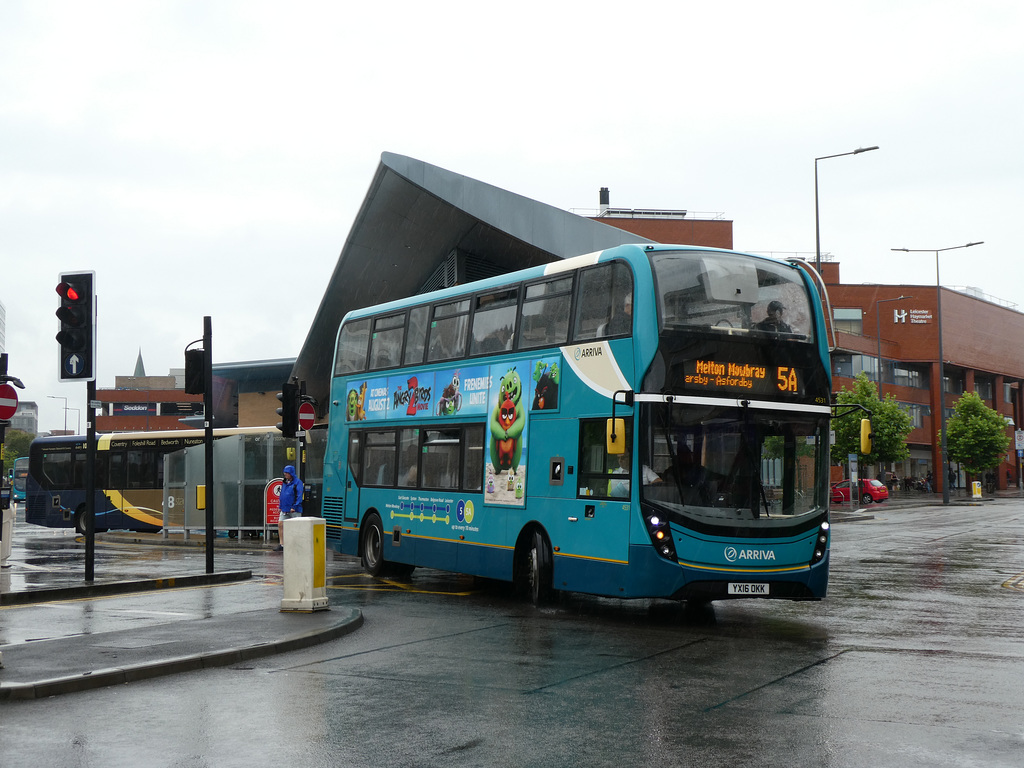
[645,514,677,561]
[810,521,829,565]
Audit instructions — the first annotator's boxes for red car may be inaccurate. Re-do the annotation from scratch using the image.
[830,478,889,504]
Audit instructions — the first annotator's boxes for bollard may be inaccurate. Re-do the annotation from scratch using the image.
[1,502,13,568]
[972,481,982,499]
[280,517,329,612]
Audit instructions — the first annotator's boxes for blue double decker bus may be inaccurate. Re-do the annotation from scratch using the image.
[322,244,833,604]
[12,456,28,504]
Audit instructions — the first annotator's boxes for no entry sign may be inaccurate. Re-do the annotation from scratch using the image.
[0,383,18,420]
[298,402,315,431]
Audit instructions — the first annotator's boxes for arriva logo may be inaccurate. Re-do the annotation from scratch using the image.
[573,345,603,361]
[724,546,776,562]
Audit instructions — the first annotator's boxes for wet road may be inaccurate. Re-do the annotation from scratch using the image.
[2,501,1023,766]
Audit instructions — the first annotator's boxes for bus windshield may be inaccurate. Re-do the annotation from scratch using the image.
[650,250,814,343]
[641,402,828,527]
[13,457,29,496]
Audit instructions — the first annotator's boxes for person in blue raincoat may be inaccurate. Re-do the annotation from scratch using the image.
[275,464,304,551]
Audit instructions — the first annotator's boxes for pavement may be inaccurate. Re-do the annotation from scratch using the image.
[2,488,1017,701]
[828,486,1019,522]
[0,518,363,701]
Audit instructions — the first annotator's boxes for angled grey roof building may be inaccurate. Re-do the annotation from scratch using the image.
[293,152,660,413]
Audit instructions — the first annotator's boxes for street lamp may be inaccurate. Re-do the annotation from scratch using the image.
[892,242,984,504]
[67,408,81,435]
[47,395,68,432]
[876,295,912,398]
[815,146,879,273]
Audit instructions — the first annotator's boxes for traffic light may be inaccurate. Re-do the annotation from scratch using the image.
[184,347,205,394]
[276,381,299,438]
[860,418,873,455]
[55,272,96,381]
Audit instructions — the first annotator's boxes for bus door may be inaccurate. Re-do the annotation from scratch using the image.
[342,432,361,524]
[542,419,632,591]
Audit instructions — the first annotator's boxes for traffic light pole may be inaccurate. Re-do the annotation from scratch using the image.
[85,379,97,581]
[203,316,214,575]
[53,272,98,580]
[298,380,307,485]
[0,353,13,553]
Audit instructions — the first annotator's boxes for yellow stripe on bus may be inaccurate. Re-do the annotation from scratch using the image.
[678,560,810,574]
[101,490,164,527]
[552,551,628,565]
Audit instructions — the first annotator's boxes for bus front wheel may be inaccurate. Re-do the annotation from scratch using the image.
[361,513,385,576]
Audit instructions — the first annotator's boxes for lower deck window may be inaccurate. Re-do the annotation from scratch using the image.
[351,424,485,492]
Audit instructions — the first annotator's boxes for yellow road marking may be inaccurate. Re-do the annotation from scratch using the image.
[1001,571,1024,592]
[325,573,477,596]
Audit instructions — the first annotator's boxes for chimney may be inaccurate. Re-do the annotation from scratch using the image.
[599,187,610,216]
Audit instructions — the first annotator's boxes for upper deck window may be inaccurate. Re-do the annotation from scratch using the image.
[369,312,406,370]
[404,305,429,366]
[650,251,814,343]
[427,299,470,362]
[334,318,371,376]
[470,288,519,355]
[574,262,634,341]
[519,276,572,349]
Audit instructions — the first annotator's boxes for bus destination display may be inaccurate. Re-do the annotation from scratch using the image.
[683,359,802,396]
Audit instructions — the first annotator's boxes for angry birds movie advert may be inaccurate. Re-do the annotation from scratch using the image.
[487,365,527,507]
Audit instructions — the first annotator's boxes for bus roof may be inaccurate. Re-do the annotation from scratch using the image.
[337,243,794,326]
[31,426,283,451]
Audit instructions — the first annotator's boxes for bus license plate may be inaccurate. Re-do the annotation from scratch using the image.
[728,583,769,595]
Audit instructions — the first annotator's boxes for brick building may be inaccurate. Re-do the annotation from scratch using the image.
[587,187,733,250]
[95,374,206,432]
[822,260,1023,493]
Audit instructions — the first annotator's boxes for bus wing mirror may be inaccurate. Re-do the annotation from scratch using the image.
[606,418,626,455]
[860,418,873,454]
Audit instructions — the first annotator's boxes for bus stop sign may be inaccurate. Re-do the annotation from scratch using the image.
[0,383,18,420]
[298,402,315,431]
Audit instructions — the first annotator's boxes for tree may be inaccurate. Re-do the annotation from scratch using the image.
[2,429,34,475]
[831,372,913,468]
[944,392,1011,477]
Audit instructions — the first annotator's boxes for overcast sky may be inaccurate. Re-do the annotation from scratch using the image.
[2,1,1021,434]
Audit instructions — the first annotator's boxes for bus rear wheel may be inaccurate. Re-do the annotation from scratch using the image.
[519,530,553,606]
[361,513,385,576]
[74,506,88,535]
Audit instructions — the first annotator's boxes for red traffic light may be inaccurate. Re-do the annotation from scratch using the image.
[55,271,96,381]
[56,281,84,303]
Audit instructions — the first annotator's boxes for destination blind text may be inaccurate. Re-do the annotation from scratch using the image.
[686,360,767,390]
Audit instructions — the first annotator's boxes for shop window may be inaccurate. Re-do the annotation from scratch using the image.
[833,308,863,335]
